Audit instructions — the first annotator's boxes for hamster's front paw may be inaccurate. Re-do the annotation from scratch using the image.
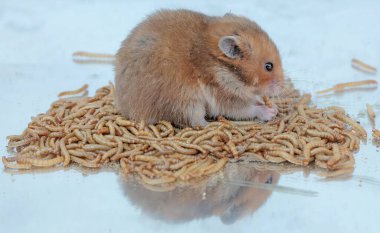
[255,105,278,121]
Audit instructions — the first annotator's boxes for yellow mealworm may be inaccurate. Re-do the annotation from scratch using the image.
[227,141,239,157]
[263,95,272,108]
[111,147,145,161]
[7,137,36,148]
[58,84,89,97]
[315,154,331,161]
[101,148,118,161]
[93,134,117,147]
[266,151,303,165]
[148,125,162,138]
[168,158,196,170]
[303,140,326,165]
[306,129,335,141]
[327,144,342,168]
[335,113,367,139]
[203,157,228,175]
[132,155,160,163]
[277,120,285,133]
[317,80,377,94]
[83,144,111,151]
[273,133,299,148]
[63,109,87,121]
[265,155,287,163]
[26,156,64,167]
[351,59,377,74]
[71,156,100,168]
[192,130,228,144]
[59,140,71,166]
[311,147,333,156]
[2,156,32,169]
[328,153,353,170]
[68,150,96,158]
[366,103,375,128]
[160,141,198,155]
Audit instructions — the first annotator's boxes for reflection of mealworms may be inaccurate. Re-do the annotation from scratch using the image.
[224,179,318,197]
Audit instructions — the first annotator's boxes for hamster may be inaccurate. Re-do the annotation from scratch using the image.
[115,9,284,128]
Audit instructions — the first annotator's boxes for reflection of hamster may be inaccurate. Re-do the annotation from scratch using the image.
[115,9,284,127]
[120,164,280,224]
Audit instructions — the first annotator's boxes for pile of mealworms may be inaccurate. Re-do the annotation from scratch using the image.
[2,82,366,184]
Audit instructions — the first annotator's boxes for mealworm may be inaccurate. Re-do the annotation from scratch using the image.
[101,148,118,161]
[167,158,195,170]
[266,151,303,165]
[366,104,376,129]
[303,140,326,165]
[160,141,198,155]
[63,109,87,121]
[311,147,333,156]
[68,150,96,158]
[306,129,335,141]
[3,82,364,184]
[263,96,272,108]
[317,80,377,94]
[351,59,377,74]
[192,130,228,144]
[58,84,89,97]
[327,144,342,168]
[59,140,71,166]
[7,137,37,148]
[332,154,355,170]
[26,156,64,167]
[111,148,144,161]
[335,113,367,139]
[2,156,32,169]
[273,133,299,148]
[203,157,228,175]
[227,141,239,157]
[93,134,117,147]
[71,156,100,168]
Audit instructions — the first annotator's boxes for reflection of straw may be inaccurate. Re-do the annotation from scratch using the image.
[223,179,318,197]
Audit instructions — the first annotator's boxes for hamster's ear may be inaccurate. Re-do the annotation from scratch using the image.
[218,36,242,59]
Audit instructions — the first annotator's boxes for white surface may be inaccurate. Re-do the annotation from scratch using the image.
[1,0,380,233]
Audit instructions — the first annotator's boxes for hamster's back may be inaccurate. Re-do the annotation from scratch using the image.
[115,10,209,126]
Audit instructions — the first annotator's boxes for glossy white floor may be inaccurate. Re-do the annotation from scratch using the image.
[1,1,379,232]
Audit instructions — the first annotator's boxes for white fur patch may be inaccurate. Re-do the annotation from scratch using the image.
[186,102,207,127]
[214,67,257,101]
[198,82,220,117]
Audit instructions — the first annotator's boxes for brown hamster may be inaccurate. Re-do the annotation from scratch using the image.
[115,9,284,127]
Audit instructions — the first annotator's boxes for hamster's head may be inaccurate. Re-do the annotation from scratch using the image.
[208,14,284,101]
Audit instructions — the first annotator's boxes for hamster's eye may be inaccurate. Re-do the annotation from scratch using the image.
[265,62,273,72]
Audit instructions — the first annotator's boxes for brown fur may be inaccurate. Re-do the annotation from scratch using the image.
[115,9,284,127]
